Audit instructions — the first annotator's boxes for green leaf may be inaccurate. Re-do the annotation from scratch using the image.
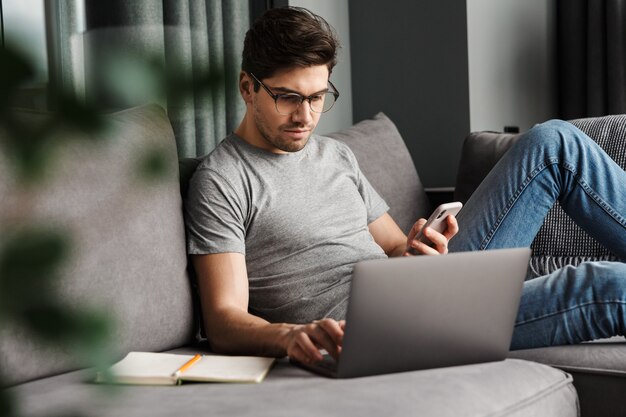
[0,46,35,113]
[0,228,70,313]
[21,304,111,345]
[137,148,172,181]
[0,380,16,417]
[51,94,106,134]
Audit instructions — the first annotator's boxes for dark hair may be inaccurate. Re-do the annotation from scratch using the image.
[241,7,339,88]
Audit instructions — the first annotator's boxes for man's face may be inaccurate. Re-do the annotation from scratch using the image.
[248,65,329,154]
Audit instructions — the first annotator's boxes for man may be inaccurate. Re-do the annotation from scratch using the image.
[185,7,626,366]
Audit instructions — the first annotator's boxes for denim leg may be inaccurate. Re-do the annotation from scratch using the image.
[511,262,626,349]
[446,120,626,348]
[448,119,626,258]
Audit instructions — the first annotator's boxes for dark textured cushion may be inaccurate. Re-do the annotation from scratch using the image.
[327,113,430,234]
[179,157,203,198]
[0,104,194,386]
[454,115,626,276]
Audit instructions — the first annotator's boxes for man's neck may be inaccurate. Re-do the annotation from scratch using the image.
[234,115,277,153]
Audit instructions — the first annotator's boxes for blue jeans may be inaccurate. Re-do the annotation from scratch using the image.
[448,120,626,349]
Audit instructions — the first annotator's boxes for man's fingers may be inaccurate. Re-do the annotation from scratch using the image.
[408,218,427,240]
[290,343,316,365]
[407,214,459,255]
[407,228,448,255]
[287,320,346,364]
[422,227,449,254]
[445,215,459,239]
[294,331,324,363]
[408,239,441,255]
[307,323,342,360]
[316,318,344,346]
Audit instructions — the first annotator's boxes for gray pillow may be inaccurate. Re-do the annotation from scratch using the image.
[327,113,430,234]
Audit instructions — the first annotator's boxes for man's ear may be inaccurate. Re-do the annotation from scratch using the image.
[239,72,253,103]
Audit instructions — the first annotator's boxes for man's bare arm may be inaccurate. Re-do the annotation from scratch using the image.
[368,212,458,257]
[192,253,344,363]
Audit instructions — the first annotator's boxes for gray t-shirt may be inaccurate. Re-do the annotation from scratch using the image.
[185,133,389,324]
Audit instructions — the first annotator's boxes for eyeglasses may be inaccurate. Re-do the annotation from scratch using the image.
[249,72,340,115]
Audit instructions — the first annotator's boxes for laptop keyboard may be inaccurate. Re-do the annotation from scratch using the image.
[315,354,338,372]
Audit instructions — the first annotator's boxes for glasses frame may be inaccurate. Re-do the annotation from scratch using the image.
[248,72,340,115]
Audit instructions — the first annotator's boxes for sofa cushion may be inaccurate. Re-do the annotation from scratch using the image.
[510,337,626,416]
[454,131,521,205]
[8,356,577,417]
[0,104,194,386]
[327,113,430,234]
[454,115,626,277]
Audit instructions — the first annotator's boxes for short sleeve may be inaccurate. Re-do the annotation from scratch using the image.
[184,167,247,255]
[358,171,389,224]
[342,143,389,224]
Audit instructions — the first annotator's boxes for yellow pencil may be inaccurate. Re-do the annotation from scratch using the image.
[171,354,202,378]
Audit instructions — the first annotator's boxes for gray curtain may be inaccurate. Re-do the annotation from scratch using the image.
[558,0,626,119]
[46,0,249,157]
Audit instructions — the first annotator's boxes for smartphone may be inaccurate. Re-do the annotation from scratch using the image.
[408,202,463,254]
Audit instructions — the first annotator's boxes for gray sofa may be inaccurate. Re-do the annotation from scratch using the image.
[1,104,623,416]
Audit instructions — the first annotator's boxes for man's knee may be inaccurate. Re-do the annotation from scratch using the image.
[579,262,626,295]
[518,119,591,156]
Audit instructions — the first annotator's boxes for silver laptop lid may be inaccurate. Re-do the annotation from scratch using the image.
[337,248,530,378]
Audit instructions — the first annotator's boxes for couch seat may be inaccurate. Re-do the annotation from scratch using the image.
[510,337,626,416]
[8,354,577,417]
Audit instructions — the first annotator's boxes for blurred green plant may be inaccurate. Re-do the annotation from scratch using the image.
[0,44,114,417]
[0,48,105,185]
[0,40,223,417]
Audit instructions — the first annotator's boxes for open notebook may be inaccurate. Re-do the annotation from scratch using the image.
[96,352,275,385]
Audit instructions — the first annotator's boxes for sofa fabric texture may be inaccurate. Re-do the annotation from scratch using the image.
[455,115,626,277]
[0,105,194,386]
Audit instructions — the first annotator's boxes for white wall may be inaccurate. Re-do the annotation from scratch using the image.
[288,0,353,134]
[467,0,557,133]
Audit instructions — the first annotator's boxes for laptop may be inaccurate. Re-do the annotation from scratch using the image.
[294,247,531,378]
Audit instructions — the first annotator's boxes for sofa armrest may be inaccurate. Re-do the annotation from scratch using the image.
[453,131,520,204]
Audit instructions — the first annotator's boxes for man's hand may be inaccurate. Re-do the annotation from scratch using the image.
[284,318,345,364]
[404,215,459,256]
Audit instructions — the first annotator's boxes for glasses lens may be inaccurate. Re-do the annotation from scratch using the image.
[276,95,302,115]
[311,93,337,113]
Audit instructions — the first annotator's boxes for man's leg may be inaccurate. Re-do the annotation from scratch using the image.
[511,262,626,349]
[449,119,626,257]
[447,119,626,349]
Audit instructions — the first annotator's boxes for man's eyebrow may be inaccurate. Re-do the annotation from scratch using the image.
[271,86,330,95]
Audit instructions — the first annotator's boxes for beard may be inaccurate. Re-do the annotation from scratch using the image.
[253,107,315,153]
